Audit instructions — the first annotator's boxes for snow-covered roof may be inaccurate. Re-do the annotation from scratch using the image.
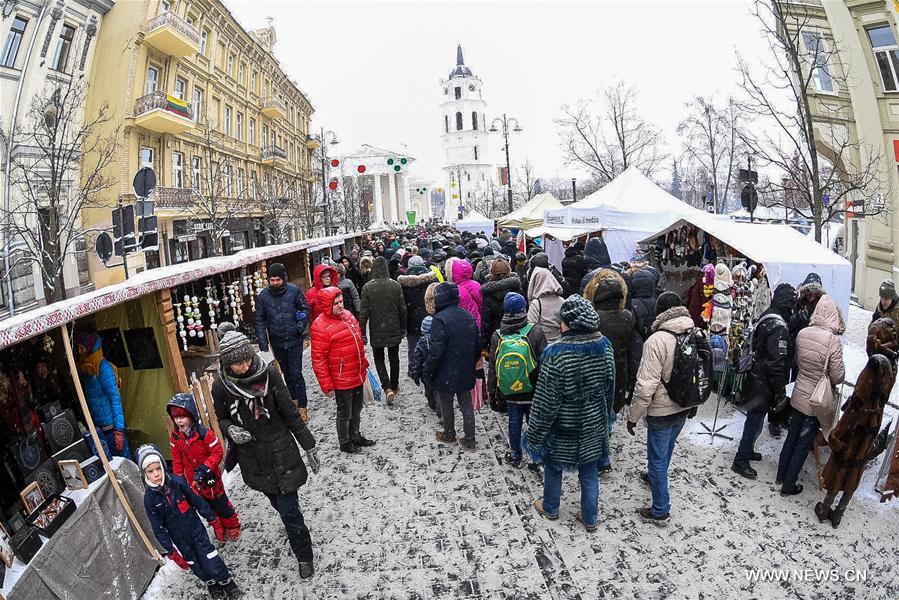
[0,230,378,350]
[341,144,415,162]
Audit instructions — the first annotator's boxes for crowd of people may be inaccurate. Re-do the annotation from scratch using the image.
[128,223,899,599]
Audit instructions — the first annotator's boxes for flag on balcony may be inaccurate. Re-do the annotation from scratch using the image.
[166,94,191,118]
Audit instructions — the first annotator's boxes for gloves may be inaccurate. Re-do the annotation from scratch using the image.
[168,549,189,570]
[210,518,226,542]
[113,430,125,453]
[228,425,253,445]
[306,447,321,474]
[626,421,637,437]
[296,310,309,330]
[193,465,216,488]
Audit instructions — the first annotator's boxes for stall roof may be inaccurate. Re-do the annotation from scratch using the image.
[525,225,595,242]
[454,211,494,234]
[497,193,563,230]
[0,231,374,350]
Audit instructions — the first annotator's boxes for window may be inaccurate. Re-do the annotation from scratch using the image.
[455,112,463,131]
[224,105,232,135]
[192,156,202,192]
[174,77,187,100]
[472,111,478,130]
[473,145,479,160]
[444,115,449,133]
[454,87,461,100]
[50,24,75,72]
[193,88,203,122]
[251,70,257,93]
[1,16,27,68]
[145,66,159,94]
[802,32,834,93]
[238,62,245,84]
[140,146,154,169]
[262,124,268,147]
[227,53,234,77]
[249,118,256,145]
[237,168,245,197]
[200,30,208,55]
[868,25,899,92]
[224,164,232,196]
[172,152,183,187]
[236,112,243,140]
[250,171,258,199]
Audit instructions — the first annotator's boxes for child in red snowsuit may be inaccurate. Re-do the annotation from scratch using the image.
[167,393,240,541]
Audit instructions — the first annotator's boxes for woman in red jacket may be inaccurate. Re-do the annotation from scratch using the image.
[306,263,340,324]
[311,287,376,454]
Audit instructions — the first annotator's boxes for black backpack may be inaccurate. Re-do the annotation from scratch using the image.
[659,328,713,408]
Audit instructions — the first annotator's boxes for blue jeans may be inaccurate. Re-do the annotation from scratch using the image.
[598,412,617,470]
[265,490,314,562]
[734,407,767,468]
[272,345,308,408]
[776,410,820,491]
[507,403,531,458]
[647,417,686,517]
[542,460,599,526]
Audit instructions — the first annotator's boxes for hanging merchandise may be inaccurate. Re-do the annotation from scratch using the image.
[173,301,188,351]
[205,281,219,331]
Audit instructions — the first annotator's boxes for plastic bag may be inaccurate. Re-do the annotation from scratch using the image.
[366,368,383,403]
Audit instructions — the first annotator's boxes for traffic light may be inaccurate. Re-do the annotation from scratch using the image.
[112,204,136,256]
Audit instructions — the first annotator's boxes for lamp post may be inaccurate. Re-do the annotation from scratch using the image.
[310,128,339,236]
[489,114,522,214]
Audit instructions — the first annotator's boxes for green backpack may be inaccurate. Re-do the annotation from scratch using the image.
[496,324,537,396]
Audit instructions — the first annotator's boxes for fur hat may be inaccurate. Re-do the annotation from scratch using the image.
[713,263,733,292]
[880,279,897,300]
[217,322,256,367]
[558,294,600,333]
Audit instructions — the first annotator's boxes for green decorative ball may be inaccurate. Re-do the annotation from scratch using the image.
[387,158,394,165]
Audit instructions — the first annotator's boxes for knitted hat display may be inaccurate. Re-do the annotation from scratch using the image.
[217,322,256,366]
[713,263,733,292]
[503,292,527,315]
[558,294,600,333]
[710,293,733,334]
[268,262,287,280]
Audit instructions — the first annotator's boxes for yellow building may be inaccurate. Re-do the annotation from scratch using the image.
[83,1,315,288]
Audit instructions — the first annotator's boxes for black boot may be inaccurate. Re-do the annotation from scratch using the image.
[352,436,376,447]
[768,422,781,438]
[731,463,758,480]
[218,579,242,599]
[814,502,831,523]
[829,508,845,528]
[340,442,361,454]
[206,581,225,600]
[299,561,315,580]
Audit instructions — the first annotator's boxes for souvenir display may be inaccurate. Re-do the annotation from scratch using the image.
[24,459,64,500]
[26,495,75,538]
[57,460,87,490]
[80,456,104,484]
[205,282,220,331]
[42,409,80,452]
[8,431,48,477]
[19,483,43,514]
[37,400,64,423]
[51,437,92,465]
[10,523,41,564]
[173,300,187,351]
[0,522,13,568]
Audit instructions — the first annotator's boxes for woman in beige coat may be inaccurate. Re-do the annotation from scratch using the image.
[527,267,564,343]
[776,294,845,495]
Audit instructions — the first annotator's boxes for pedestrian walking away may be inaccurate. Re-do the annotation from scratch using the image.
[360,256,407,403]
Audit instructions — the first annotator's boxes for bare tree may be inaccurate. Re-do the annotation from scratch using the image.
[187,123,255,255]
[738,0,888,241]
[512,158,538,206]
[678,160,712,210]
[0,81,119,304]
[677,96,744,213]
[295,178,324,239]
[257,169,304,244]
[557,81,667,184]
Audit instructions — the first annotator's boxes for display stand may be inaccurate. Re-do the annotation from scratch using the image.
[697,364,733,443]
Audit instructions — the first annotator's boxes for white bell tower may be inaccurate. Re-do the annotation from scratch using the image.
[440,45,494,221]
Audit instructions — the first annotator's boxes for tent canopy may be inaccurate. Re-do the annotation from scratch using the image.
[638,213,853,317]
[454,211,494,235]
[497,193,563,230]
[538,166,705,262]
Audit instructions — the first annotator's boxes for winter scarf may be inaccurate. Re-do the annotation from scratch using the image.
[221,355,271,425]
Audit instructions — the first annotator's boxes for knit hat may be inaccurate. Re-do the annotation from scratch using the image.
[74,329,99,352]
[880,278,897,300]
[656,291,682,316]
[483,247,495,257]
[419,247,432,262]
[420,315,433,336]
[268,262,287,281]
[503,292,527,315]
[558,294,600,333]
[713,263,733,292]
[217,322,256,367]
[409,255,425,268]
[490,259,511,277]
[168,405,192,420]
[135,444,166,488]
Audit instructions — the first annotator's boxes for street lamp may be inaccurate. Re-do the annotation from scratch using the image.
[309,128,339,236]
[489,114,522,214]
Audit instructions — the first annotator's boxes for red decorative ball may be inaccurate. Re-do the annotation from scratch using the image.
[330,159,340,168]
[328,180,338,191]
[357,165,366,173]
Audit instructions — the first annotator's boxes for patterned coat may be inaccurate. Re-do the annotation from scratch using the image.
[525,331,614,467]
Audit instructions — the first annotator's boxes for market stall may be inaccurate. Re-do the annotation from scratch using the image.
[540,166,705,262]
[496,193,562,231]
[453,211,494,235]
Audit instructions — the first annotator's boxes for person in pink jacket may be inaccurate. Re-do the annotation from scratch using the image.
[776,294,845,496]
[452,259,483,328]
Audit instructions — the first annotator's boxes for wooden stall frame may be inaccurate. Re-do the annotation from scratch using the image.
[59,325,161,562]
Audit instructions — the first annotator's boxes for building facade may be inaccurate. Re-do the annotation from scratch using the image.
[82,0,315,289]
[338,144,415,226]
[783,0,899,308]
[0,0,114,314]
[440,45,494,221]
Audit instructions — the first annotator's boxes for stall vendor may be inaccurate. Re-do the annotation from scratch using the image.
[75,328,130,458]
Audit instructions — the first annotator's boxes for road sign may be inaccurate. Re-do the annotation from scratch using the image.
[139,215,158,250]
[95,232,113,261]
[738,168,758,185]
[112,204,136,256]
[136,197,154,217]
[133,167,157,198]
[741,184,758,213]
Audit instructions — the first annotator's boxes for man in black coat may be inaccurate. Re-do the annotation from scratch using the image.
[212,323,320,580]
[425,283,481,451]
[360,256,407,403]
[732,283,798,479]
[254,262,311,421]
[562,241,588,298]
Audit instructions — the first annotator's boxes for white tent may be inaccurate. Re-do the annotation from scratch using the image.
[538,166,705,261]
[638,213,853,318]
[454,211,494,235]
[497,193,563,230]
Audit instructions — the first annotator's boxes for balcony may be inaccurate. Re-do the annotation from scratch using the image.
[143,11,201,58]
[261,145,287,165]
[134,92,194,134]
[261,97,287,119]
[154,186,196,210]
[305,134,321,150]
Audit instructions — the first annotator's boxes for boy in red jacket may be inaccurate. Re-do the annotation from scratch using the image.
[168,393,241,541]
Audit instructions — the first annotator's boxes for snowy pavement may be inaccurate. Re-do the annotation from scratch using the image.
[144,310,899,599]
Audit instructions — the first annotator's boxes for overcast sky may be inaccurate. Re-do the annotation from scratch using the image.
[227,0,771,184]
